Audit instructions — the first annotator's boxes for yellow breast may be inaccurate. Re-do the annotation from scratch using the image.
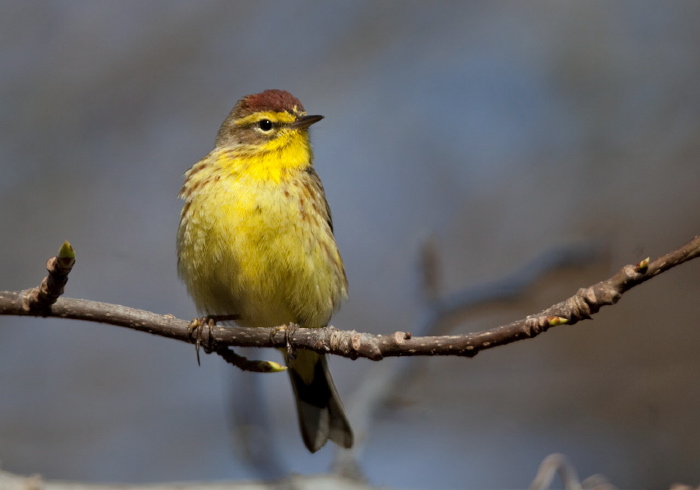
[177,147,347,329]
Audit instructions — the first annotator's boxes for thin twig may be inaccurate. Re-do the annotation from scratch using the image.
[19,241,75,313]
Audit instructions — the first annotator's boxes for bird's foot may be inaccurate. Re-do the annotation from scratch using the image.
[270,323,299,359]
[188,316,217,365]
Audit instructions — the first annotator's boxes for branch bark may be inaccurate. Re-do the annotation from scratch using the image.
[1,234,699,363]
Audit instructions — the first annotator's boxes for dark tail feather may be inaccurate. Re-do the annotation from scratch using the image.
[285,349,353,453]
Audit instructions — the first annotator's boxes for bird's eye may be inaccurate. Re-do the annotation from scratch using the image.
[257,119,273,132]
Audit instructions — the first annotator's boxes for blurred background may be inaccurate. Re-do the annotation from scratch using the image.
[1,1,700,488]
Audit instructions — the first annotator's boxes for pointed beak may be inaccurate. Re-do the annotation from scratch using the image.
[291,114,324,130]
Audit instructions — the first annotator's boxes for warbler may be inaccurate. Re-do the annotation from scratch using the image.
[176,89,353,453]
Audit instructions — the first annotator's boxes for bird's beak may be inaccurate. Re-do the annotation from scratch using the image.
[291,115,324,130]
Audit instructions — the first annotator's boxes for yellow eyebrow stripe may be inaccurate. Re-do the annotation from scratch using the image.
[235,111,297,126]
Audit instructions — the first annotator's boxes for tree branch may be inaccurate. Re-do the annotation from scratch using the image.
[1,234,699,362]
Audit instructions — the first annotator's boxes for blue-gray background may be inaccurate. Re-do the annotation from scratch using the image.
[1,1,700,488]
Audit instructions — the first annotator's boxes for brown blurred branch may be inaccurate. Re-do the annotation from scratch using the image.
[0,234,699,362]
[0,469,373,490]
[529,453,617,490]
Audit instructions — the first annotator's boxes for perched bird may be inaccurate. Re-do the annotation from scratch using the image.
[176,89,353,452]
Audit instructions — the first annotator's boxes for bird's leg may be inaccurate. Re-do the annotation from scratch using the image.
[188,316,218,365]
[188,314,241,365]
[270,323,298,360]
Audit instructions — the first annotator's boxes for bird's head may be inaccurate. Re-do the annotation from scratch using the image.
[215,89,323,153]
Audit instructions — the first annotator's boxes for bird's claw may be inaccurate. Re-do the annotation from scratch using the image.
[188,316,216,365]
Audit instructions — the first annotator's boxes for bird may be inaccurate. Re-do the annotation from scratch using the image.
[176,89,353,453]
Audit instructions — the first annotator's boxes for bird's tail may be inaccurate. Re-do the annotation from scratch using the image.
[284,349,353,453]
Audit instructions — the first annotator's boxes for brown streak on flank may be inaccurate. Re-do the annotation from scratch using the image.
[298,195,308,222]
[309,188,327,228]
[180,200,191,219]
[190,179,205,193]
[303,167,334,232]
[189,162,206,174]
[300,180,314,203]
[181,162,208,199]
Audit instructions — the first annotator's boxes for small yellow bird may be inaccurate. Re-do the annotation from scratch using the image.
[176,89,353,452]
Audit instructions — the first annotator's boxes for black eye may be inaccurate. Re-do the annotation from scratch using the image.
[257,119,273,131]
